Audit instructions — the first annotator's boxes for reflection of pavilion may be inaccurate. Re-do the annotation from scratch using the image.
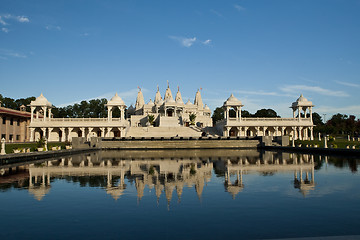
[27,153,213,204]
[224,152,316,198]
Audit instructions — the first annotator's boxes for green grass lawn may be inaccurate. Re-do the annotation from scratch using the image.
[3,142,67,154]
[295,139,360,149]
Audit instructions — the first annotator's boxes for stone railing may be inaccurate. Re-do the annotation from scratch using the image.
[33,118,126,122]
[227,118,312,122]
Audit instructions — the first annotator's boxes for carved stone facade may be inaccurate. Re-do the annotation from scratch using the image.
[215,94,315,140]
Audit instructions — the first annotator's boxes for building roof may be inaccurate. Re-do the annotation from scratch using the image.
[106,93,125,106]
[223,94,243,106]
[29,93,52,107]
[0,106,33,118]
[291,94,314,108]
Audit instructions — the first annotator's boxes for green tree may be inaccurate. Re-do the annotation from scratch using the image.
[189,113,196,125]
[211,107,224,125]
[254,109,279,118]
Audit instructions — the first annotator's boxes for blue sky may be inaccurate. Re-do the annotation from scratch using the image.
[1,0,360,119]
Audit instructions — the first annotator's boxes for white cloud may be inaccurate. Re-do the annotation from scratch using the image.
[0,14,29,32]
[202,39,211,45]
[0,49,27,58]
[17,16,29,22]
[0,14,30,25]
[169,36,212,48]
[233,90,295,97]
[0,17,7,26]
[169,36,197,47]
[234,4,245,11]
[334,80,360,88]
[280,85,349,97]
[80,32,89,37]
[45,25,61,31]
[315,105,360,117]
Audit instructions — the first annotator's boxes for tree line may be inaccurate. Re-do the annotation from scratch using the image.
[1,94,359,136]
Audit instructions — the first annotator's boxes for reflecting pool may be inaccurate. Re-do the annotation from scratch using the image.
[0,150,360,239]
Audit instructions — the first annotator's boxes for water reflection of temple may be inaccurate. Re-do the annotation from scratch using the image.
[27,152,213,203]
[223,152,316,198]
[1,150,317,202]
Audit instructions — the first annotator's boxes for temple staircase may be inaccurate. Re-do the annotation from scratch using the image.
[125,126,206,137]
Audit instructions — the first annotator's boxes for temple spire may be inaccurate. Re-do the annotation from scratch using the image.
[194,89,203,110]
[135,88,145,110]
[164,81,174,101]
[175,86,184,104]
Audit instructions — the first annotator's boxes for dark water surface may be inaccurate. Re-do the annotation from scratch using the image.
[0,149,359,240]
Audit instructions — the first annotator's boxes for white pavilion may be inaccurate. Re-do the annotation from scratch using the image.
[215,94,314,140]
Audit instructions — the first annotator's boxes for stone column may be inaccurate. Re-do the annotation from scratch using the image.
[262,127,267,136]
[80,127,85,137]
[42,107,47,121]
[48,108,52,120]
[108,127,112,137]
[107,107,111,121]
[298,107,301,121]
[60,128,66,142]
[310,107,313,122]
[30,128,35,142]
[100,127,105,137]
[255,127,260,136]
[275,127,279,136]
[47,128,53,141]
[292,127,297,140]
[236,107,239,121]
[1,138,5,155]
[41,127,47,139]
[31,107,35,122]
[281,127,285,136]
[244,127,249,137]
[121,108,125,120]
[310,127,314,140]
[298,127,303,140]
[67,127,73,142]
[87,127,93,141]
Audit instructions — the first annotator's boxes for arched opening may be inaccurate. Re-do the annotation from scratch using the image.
[229,127,239,137]
[166,109,173,117]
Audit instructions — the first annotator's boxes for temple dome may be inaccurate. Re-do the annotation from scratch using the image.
[107,93,125,106]
[292,94,313,108]
[147,99,154,106]
[204,104,210,110]
[224,94,242,106]
[30,93,52,107]
[185,99,194,106]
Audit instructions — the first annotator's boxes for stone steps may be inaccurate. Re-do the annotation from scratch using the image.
[125,126,204,137]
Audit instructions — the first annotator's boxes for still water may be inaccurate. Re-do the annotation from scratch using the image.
[0,149,359,239]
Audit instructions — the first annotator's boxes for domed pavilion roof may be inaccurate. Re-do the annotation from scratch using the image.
[223,94,243,106]
[29,93,52,107]
[106,93,125,106]
[291,94,314,108]
[147,99,155,106]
